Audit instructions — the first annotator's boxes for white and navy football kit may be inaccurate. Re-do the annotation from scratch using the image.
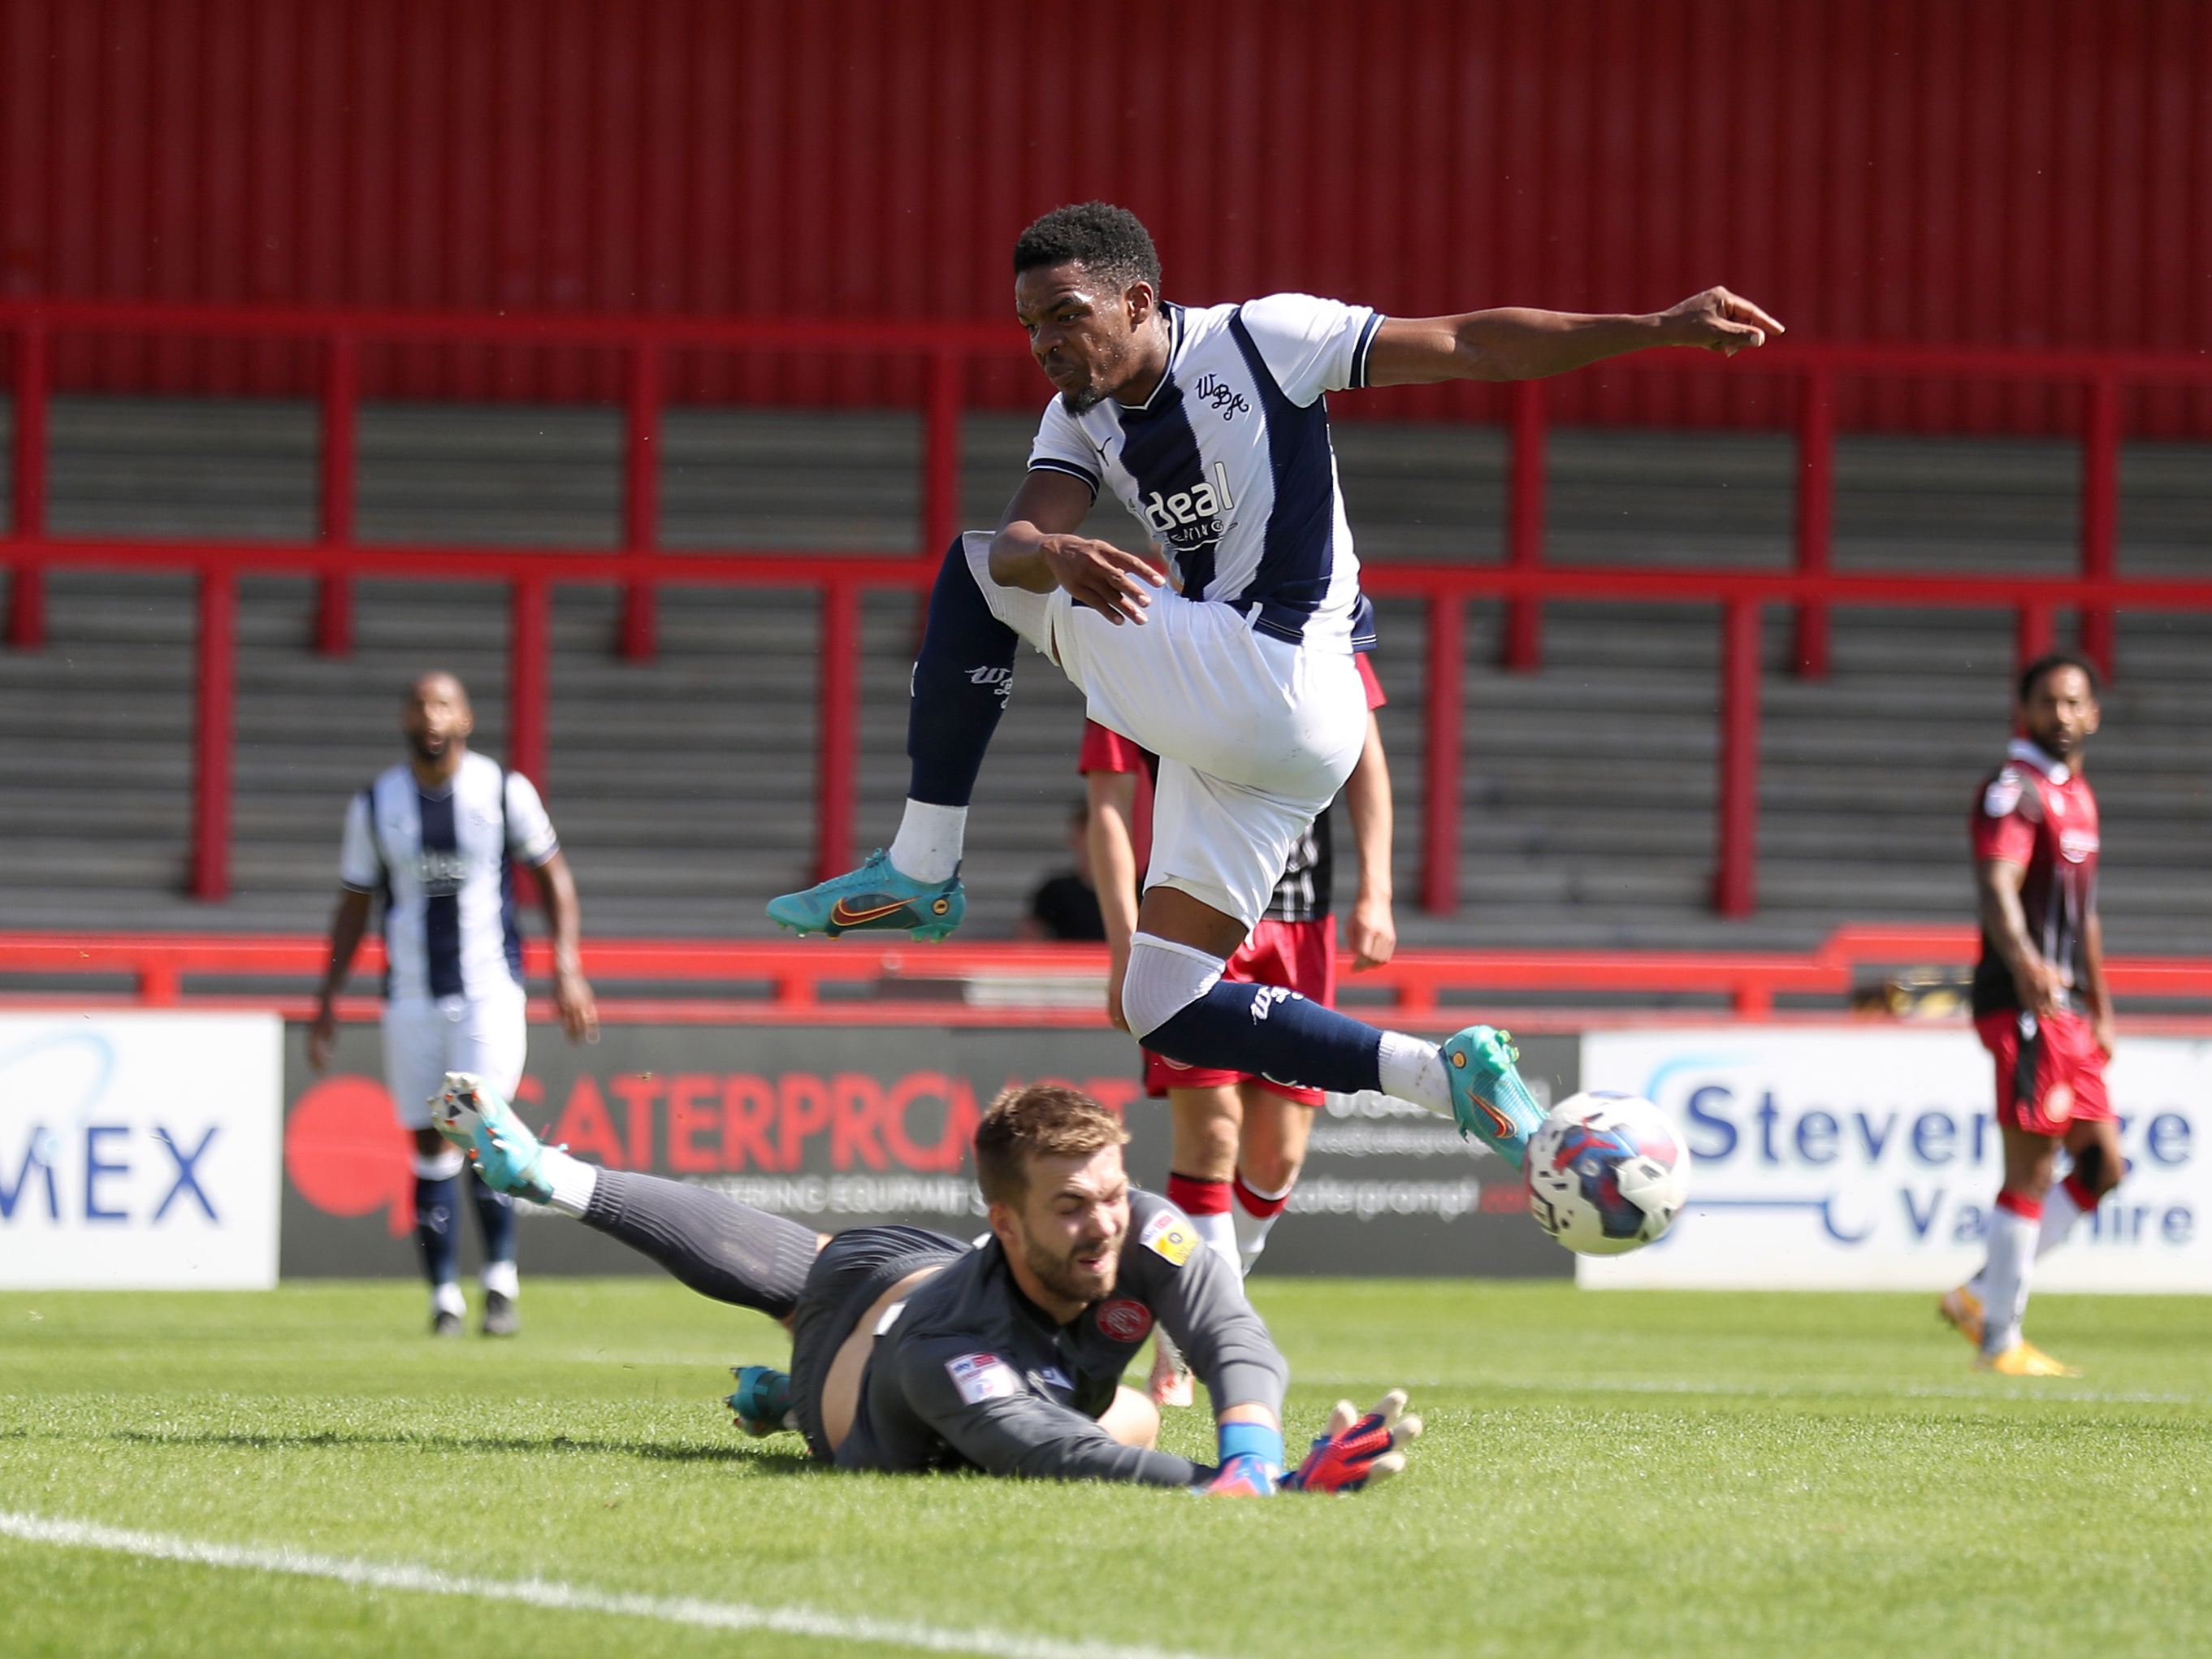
[340,752,560,1128]
[976,292,1383,925]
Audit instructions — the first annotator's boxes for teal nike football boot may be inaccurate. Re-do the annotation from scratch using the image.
[728,1365,799,1436]
[766,849,965,941]
[431,1072,553,1205]
[1439,1026,1548,1171]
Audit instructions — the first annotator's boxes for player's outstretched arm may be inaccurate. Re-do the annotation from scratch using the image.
[990,469,1162,626]
[1366,288,1783,386]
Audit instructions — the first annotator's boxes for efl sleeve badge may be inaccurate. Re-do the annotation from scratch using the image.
[1140,1210,1197,1267]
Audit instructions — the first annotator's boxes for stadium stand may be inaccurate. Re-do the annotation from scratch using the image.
[1,395,2207,951]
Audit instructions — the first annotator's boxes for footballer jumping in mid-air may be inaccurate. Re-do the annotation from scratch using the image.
[431,1071,1418,1494]
[771,201,1782,1172]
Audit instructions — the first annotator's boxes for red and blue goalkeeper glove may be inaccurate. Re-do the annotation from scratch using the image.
[1280,1390,1422,1493]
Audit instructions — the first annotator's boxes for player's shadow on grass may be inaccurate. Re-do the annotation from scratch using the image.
[111,1427,820,1475]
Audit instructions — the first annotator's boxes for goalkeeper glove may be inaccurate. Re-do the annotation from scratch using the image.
[1280,1390,1422,1493]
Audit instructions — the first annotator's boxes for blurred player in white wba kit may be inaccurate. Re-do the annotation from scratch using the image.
[773,201,1781,1175]
[309,673,599,1336]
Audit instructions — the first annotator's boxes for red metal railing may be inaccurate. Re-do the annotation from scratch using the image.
[7,298,2212,918]
[5,927,2211,1030]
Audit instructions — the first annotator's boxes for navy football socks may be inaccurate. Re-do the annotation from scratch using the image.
[907,535,1019,808]
[413,1171,461,1291]
[470,1167,516,1276]
[1145,982,1386,1097]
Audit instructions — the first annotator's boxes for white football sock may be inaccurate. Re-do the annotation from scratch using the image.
[541,1146,600,1218]
[2036,1181,2087,1255]
[1979,1201,2038,1355]
[430,1281,466,1317]
[1968,1180,2090,1301]
[1185,1208,1239,1276]
[480,1258,519,1299]
[1232,1180,1293,1276]
[1377,1030,1452,1116]
[888,799,967,883]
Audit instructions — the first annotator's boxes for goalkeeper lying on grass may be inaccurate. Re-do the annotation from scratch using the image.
[433,1072,1418,1494]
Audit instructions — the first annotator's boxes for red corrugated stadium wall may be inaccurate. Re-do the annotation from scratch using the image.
[3,0,2209,433]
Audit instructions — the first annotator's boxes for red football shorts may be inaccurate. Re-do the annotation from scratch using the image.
[1974,1008,2114,1137]
[1142,917,1335,1108]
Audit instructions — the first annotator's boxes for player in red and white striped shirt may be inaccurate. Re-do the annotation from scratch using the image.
[1083,654,1392,1402]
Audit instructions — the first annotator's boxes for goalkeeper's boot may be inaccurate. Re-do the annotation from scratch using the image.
[727,1365,799,1437]
[431,1072,553,1206]
[1937,1284,1985,1349]
[766,849,965,941]
[1439,1026,1548,1171]
[1974,1341,2081,1378]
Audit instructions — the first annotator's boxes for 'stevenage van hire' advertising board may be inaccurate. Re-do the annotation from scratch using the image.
[0,1012,283,1289]
[279,1022,1579,1280]
[1576,1028,2208,1291]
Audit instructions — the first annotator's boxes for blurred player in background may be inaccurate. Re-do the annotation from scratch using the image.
[772,201,1782,1174]
[1084,652,1392,1401]
[1943,652,2120,1376]
[308,672,599,1337]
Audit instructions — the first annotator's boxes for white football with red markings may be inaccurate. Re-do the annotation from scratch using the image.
[1523,1090,1690,1256]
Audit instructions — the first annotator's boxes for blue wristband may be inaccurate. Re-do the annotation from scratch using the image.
[1216,1421,1284,1471]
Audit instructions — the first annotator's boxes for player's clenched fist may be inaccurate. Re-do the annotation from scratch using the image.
[1038,534,1162,626]
[1281,1389,1422,1493]
[1656,287,1785,357]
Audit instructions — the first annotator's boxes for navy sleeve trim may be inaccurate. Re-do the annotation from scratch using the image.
[1348,592,1379,652]
[1027,457,1101,500]
[1349,311,1386,390]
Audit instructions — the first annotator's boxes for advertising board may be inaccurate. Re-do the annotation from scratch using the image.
[0,1011,282,1289]
[282,1021,1578,1280]
[1578,1028,2210,1292]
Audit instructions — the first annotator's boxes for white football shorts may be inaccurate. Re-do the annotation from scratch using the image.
[382,985,529,1130]
[961,531,1366,929]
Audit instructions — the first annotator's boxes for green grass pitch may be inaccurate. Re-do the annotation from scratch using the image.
[4,1279,2209,1658]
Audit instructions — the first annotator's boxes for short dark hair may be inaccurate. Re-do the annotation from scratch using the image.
[1012,202,1162,294]
[972,1082,1128,1206]
[2017,649,2101,705]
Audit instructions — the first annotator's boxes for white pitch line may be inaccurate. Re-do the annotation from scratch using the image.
[0,1510,1223,1659]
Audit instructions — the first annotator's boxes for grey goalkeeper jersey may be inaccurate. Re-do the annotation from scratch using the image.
[838,1189,1288,1486]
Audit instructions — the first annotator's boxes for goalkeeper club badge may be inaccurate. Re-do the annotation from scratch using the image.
[1095,1297,1154,1343]
[946,1353,1021,1406]
[1140,1210,1198,1267]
